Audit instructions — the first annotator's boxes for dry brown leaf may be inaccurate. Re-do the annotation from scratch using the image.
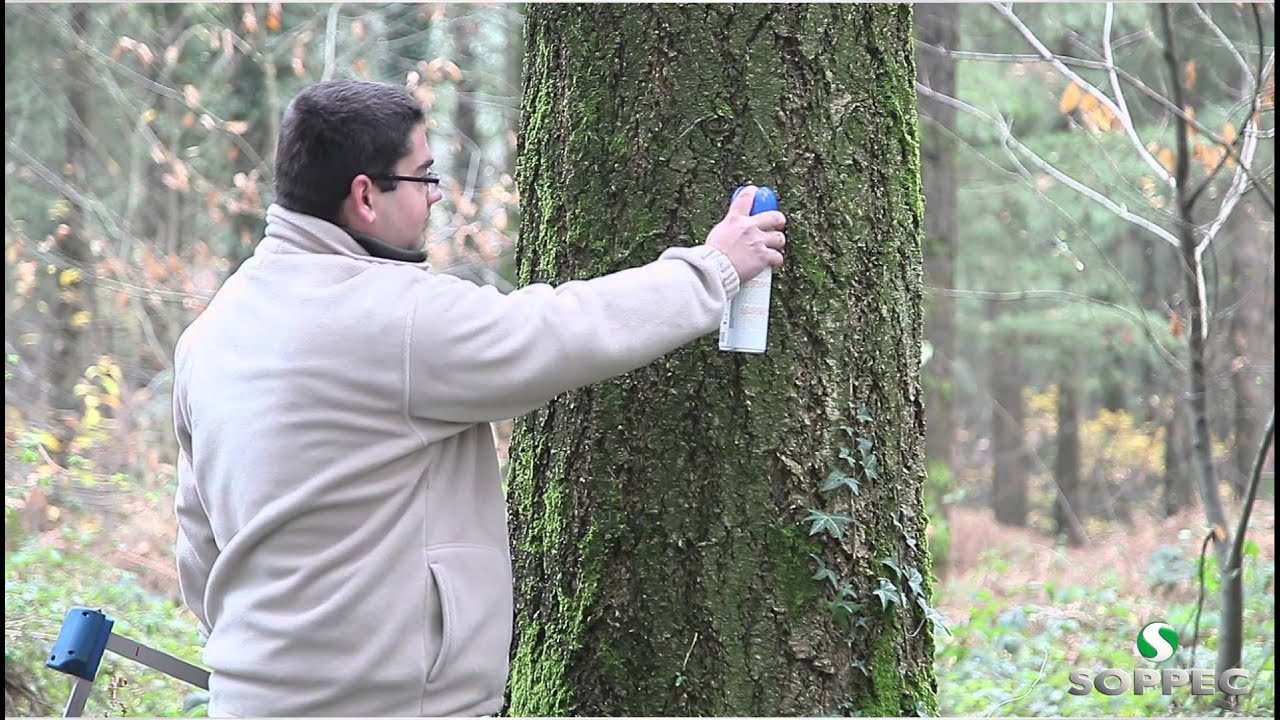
[1169,309,1184,338]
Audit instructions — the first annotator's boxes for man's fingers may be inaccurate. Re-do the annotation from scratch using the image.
[766,248,785,267]
[763,231,786,249]
[729,185,758,216]
[752,210,787,231]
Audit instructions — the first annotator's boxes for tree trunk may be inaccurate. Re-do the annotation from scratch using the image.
[1227,199,1271,499]
[508,5,935,716]
[49,3,95,464]
[1137,230,1165,424]
[914,4,958,568]
[1163,395,1193,517]
[1053,369,1087,546]
[1159,5,1227,558]
[450,4,479,190]
[990,309,1028,527]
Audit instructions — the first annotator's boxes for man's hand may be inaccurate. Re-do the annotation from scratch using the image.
[705,185,787,284]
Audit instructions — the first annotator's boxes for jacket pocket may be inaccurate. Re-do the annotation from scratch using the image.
[421,544,513,710]
[426,562,456,683]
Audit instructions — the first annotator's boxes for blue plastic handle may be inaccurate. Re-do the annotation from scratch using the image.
[48,606,114,681]
[731,185,779,215]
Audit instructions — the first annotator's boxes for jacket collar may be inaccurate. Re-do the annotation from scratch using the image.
[259,204,430,269]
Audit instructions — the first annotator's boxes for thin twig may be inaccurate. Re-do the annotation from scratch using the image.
[1189,529,1215,669]
[322,3,343,81]
[920,12,1275,215]
[915,82,1183,250]
[990,2,1173,188]
[1229,409,1276,571]
[982,647,1050,717]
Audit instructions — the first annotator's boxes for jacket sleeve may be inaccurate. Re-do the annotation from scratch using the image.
[173,378,217,639]
[405,245,740,424]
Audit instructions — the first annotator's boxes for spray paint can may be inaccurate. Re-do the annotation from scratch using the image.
[718,185,779,354]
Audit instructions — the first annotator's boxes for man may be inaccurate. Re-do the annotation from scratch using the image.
[173,79,786,716]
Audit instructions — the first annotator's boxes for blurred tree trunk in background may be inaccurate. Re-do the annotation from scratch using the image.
[915,2,958,571]
[1054,363,1087,546]
[509,4,936,715]
[450,4,478,191]
[49,3,94,465]
[1138,231,1164,424]
[1227,198,1273,499]
[503,4,524,174]
[990,305,1028,527]
[225,4,274,271]
[1164,396,1193,517]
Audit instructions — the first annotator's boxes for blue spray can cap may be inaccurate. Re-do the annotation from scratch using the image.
[731,185,779,215]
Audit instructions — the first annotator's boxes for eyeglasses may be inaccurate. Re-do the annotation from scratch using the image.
[368,173,441,187]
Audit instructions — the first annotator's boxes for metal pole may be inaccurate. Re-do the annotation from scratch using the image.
[105,633,210,690]
[62,678,94,717]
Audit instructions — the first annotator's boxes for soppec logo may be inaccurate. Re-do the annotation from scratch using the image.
[1067,622,1250,697]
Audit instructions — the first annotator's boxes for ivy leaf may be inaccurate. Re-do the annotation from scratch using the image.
[828,598,862,624]
[821,468,860,495]
[918,596,951,636]
[857,437,873,457]
[906,567,925,598]
[856,407,874,423]
[809,554,839,587]
[804,510,852,539]
[821,468,850,492]
[862,454,879,482]
[873,577,902,610]
[881,555,905,579]
[838,447,857,468]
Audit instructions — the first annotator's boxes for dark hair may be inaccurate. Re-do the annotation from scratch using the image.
[274,80,426,223]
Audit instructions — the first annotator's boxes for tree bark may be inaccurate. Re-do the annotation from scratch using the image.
[1054,366,1087,546]
[508,5,935,715]
[990,307,1028,527]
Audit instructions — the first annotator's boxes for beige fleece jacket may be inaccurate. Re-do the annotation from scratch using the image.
[173,204,740,716]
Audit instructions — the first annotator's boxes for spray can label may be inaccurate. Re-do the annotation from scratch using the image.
[719,186,778,354]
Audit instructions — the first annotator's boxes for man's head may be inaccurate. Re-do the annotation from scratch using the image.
[275,79,443,249]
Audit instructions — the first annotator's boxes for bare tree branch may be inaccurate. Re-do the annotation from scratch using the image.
[916,38,1275,204]
[991,2,1175,188]
[323,3,343,81]
[1198,57,1275,255]
[1191,2,1252,85]
[916,81,1183,250]
[1229,409,1276,571]
[44,8,270,175]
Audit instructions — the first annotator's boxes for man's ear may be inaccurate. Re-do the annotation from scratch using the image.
[342,175,378,226]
